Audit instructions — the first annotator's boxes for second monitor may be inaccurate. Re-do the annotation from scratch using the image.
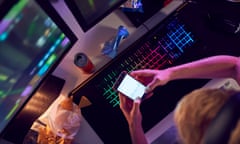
[64,0,127,32]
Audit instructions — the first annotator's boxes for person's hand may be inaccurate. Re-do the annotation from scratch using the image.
[118,93,142,127]
[118,93,148,144]
[131,69,171,94]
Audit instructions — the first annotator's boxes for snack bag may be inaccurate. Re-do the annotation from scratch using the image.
[50,96,81,139]
[38,96,81,144]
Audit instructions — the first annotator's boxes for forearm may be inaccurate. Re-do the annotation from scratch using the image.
[129,123,148,144]
[167,55,240,82]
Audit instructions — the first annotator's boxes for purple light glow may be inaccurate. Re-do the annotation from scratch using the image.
[21,86,33,97]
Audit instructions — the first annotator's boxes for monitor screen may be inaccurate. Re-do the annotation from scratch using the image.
[64,0,127,32]
[0,0,77,135]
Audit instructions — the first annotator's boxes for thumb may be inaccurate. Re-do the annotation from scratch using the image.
[132,99,141,113]
[146,78,159,93]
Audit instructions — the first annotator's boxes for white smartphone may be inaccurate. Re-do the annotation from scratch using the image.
[113,71,147,100]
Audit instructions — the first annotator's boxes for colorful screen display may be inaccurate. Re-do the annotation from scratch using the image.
[0,0,77,134]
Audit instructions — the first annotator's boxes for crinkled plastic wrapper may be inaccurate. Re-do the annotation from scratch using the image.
[48,97,81,140]
[23,96,82,144]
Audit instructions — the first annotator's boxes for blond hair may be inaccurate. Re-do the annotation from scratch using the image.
[174,88,240,144]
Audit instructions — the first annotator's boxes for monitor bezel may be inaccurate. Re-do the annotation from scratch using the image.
[0,0,77,136]
[64,0,127,32]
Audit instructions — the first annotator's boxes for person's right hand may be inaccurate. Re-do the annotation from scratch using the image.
[131,69,171,94]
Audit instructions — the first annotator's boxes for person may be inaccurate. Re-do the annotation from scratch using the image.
[118,55,240,144]
[174,88,240,144]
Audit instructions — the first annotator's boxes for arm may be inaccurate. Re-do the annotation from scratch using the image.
[131,55,240,92]
[168,55,240,81]
[118,93,148,144]
[128,111,147,144]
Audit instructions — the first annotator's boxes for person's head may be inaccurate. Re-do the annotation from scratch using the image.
[174,88,240,144]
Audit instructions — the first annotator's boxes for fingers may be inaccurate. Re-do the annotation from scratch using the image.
[131,69,159,90]
[142,92,153,100]
[145,85,152,94]
[118,92,133,111]
[131,69,154,77]
[118,93,127,107]
[145,83,156,94]
[146,77,162,93]
[118,92,124,103]
[132,99,141,114]
[146,81,157,93]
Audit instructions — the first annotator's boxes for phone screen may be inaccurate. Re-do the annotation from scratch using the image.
[116,73,146,100]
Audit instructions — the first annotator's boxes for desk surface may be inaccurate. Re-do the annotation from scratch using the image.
[51,0,183,143]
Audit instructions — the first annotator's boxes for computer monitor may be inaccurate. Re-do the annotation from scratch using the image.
[64,0,127,32]
[0,0,77,135]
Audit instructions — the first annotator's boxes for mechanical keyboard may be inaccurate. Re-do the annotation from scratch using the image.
[70,2,211,144]
[84,16,196,108]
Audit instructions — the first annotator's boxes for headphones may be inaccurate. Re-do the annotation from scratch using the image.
[203,93,240,144]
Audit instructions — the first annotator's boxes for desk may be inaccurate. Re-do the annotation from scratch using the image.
[50,0,183,143]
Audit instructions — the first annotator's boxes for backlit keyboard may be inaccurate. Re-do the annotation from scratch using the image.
[98,17,196,107]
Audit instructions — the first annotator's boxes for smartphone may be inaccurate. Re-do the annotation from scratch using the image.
[113,71,147,100]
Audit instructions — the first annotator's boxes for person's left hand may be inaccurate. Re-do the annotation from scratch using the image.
[118,92,142,127]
